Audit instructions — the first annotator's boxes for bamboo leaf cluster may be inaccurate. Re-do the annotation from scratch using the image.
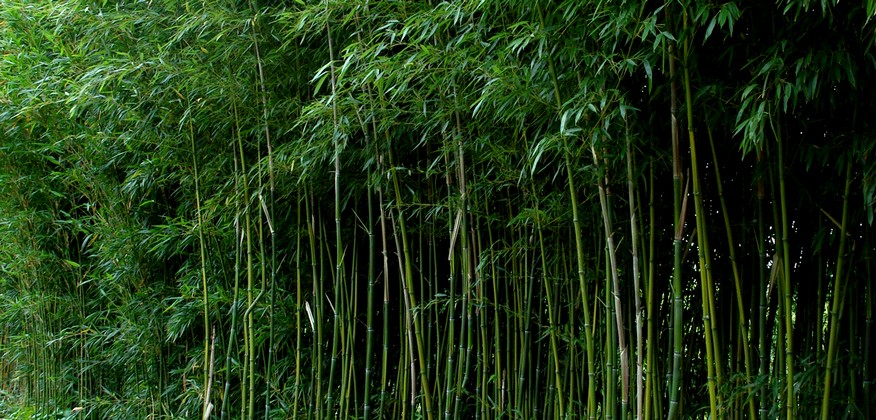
[1,0,875,418]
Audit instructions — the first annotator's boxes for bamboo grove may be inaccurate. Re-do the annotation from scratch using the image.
[1,0,875,418]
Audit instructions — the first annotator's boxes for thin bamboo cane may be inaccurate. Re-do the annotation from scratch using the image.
[364,185,376,420]
[775,118,796,419]
[378,177,391,418]
[187,118,211,419]
[443,160,459,420]
[643,160,658,420]
[668,178,689,420]
[534,5,595,416]
[387,146,435,420]
[530,180,565,419]
[756,150,770,420]
[221,107,243,420]
[820,162,853,420]
[625,122,644,420]
[453,121,472,420]
[706,127,755,419]
[293,197,302,417]
[592,143,629,419]
[680,21,719,417]
[865,238,873,419]
[487,219,504,417]
[308,192,324,419]
[323,0,343,412]
[666,6,685,416]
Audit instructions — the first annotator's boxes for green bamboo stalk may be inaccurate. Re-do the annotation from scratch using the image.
[251,148,269,420]
[488,220,504,417]
[820,162,853,420]
[240,102,256,420]
[307,191,324,418]
[474,222,489,420]
[768,116,795,419]
[293,197,302,417]
[681,26,718,416]
[865,235,873,420]
[221,104,244,420]
[668,177,689,420]
[443,164,459,420]
[390,220,414,419]
[324,0,343,412]
[531,264,545,419]
[706,127,755,419]
[764,138,786,415]
[643,160,658,420]
[187,117,211,419]
[515,239,532,418]
[605,246,617,420]
[534,5,595,417]
[444,212,458,420]
[756,149,770,420]
[378,179,390,418]
[364,184,376,419]
[625,122,644,420]
[530,180,565,419]
[665,44,686,420]
[453,119,472,420]
[592,143,629,419]
[246,11,277,418]
[387,145,435,420]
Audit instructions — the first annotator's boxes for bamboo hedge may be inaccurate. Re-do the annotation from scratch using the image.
[1,0,874,419]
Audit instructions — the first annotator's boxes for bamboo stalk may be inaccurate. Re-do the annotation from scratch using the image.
[246,11,277,418]
[820,162,853,420]
[775,118,796,419]
[666,7,685,414]
[293,196,302,417]
[865,235,873,420]
[592,143,630,419]
[756,149,770,420]
[680,16,720,417]
[188,117,211,420]
[706,127,755,419]
[221,104,244,420]
[530,178,565,419]
[387,145,435,420]
[624,120,644,420]
[324,0,343,413]
[534,5,596,416]
[378,173,391,418]
[643,160,658,420]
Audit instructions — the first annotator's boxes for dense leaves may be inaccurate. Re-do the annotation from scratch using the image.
[1,0,874,419]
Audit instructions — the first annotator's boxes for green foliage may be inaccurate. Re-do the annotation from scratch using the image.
[1,0,875,418]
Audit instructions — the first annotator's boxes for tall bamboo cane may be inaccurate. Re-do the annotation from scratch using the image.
[625,119,644,420]
[775,118,796,419]
[682,31,719,419]
[534,6,596,416]
[706,127,755,419]
[820,162,853,419]
[666,5,685,415]
[592,143,630,419]
[188,117,211,420]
